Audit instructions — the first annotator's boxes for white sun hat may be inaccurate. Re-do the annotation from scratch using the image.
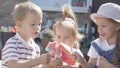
[90,3,120,23]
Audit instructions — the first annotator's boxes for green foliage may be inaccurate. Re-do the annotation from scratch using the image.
[41,29,54,39]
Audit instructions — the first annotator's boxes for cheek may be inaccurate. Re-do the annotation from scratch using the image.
[65,39,74,45]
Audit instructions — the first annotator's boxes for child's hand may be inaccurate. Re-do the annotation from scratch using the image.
[72,51,85,66]
[48,58,63,68]
[39,53,51,64]
[98,56,110,68]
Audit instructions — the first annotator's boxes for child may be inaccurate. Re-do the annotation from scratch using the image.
[72,3,120,68]
[2,2,52,68]
[45,5,84,68]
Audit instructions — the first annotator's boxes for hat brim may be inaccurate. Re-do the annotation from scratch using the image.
[90,13,120,23]
[90,13,109,23]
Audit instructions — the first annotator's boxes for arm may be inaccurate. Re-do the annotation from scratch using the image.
[72,51,97,68]
[98,56,118,68]
[7,53,51,68]
[46,58,63,68]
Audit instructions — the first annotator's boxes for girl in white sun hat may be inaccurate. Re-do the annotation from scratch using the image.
[71,2,120,68]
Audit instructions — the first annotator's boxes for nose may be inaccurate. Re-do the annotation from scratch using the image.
[59,38,65,43]
[35,25,41,31]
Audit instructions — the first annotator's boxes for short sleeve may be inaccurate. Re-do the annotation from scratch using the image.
[2,39,19,64]
[87,43,99,58]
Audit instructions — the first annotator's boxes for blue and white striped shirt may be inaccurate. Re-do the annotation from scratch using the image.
[2,33,40,68]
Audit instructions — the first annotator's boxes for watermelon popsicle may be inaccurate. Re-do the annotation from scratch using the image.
[45,42,61,58]
[45,42,56,55]
[59,43,75,65]
[59,43,72,54]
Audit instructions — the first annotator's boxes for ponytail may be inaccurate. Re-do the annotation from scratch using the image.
[62,5,78,29]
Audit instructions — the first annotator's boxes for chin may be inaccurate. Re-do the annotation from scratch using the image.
[32,35,37,38]
[99,36,106,39]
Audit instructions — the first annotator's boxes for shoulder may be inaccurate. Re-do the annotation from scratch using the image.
[2,33,24,52]
[4,36,19,47]
[91,38,106,47]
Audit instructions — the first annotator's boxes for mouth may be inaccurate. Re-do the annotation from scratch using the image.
[34,32,39,35]
[99,33,105,38]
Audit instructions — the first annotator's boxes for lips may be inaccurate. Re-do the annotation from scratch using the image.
[34,32,39,35]
[99,33,105,37]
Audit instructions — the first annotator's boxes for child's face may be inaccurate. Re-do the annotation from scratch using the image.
[55,25,75,47]
[95,17,118,40]
[17,12,42,40]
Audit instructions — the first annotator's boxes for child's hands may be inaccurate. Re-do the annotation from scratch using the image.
[39,53,51,64]
[48,58,63,68]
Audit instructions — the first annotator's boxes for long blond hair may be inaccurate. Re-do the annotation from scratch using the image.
[53,5,83,49]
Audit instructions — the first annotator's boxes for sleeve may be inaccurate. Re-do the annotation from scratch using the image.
[87,43,99,58]
[2,39,19,64]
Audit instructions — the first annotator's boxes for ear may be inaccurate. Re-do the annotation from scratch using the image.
[16,20,22,28]
[116,26,120,31]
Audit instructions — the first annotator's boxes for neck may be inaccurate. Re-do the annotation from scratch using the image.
[18,31,31,42]
[107,36,116,45]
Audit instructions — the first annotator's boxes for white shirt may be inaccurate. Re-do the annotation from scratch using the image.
[2,33,40,68]
[87,38,115,66]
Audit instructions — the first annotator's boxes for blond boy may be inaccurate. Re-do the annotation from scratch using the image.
[2,2,51,68]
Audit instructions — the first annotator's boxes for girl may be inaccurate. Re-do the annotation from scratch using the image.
[45,5,84,68]
[72,3,120,68]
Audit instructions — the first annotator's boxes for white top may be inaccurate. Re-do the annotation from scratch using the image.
[2,33,40,68]
[87,38,115,66]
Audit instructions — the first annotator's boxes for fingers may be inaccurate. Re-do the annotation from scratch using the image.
[72,53,77,60]
[46,53,51,63]
[40,53,51,64]
[55,58,63,65]
[98,56,108,63]
[72,51,82,60]
[49,58,63,68]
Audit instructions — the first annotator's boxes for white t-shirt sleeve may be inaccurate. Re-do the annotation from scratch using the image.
[87,45,98,58]
[87,39,100,58]
[2,39,19,64]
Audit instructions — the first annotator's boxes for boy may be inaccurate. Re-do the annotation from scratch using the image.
[2,2,51,68]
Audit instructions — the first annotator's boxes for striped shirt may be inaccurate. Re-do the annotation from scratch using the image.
[2,33,40,68]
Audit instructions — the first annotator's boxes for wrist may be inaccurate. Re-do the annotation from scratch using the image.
[79,60,87,68]
[38,57,42,64]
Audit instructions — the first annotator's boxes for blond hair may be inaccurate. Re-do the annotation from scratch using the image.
[53,5,83,49]
[13,2,42,22]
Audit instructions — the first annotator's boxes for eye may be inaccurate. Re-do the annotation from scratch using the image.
[65,36,70,38]
[31,24,35,26]
[38,24,41,26]
[57,36,61,38]
[102,25,106,27]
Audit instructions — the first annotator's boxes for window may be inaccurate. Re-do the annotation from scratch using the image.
[28,0,92,13]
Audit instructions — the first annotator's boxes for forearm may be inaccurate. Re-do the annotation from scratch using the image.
[79,61,95,68]
[107,63,119,68]
[9,58,42,68]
